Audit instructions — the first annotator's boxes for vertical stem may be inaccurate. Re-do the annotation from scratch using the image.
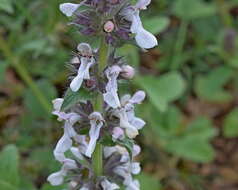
[170,20,188,70]
[216,0,233,27]
[92,37,109,177]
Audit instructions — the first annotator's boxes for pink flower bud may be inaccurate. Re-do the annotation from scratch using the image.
[104,21,115,33]
[120,65,135,79]
[112,127,124,140]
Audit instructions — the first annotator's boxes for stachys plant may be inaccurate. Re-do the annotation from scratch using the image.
[47,0,157,189]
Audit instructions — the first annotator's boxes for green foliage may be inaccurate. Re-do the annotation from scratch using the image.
[24,79,57,117]
[223,108,238,138]
[173,0,216,20]
[0,61,9,81]
[0,0,14,13]
[1,0,238,189]
[116,138,135,158]
[195,66,233,103]
[61,88,94,111]
[143,16,170,35]
[136,72,186,112]
[141,105,216,162]
[136,173,161,190]
[0,145,19,190]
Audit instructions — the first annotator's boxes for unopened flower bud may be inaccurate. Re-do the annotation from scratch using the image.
[104,21,115,33]
[120,65,135,79]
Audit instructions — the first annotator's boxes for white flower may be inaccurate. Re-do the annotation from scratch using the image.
[121,0,158,49]
[130,162,141,175]
[51,99,82,162]
[47,170,64,186]
[125,179,140,190]
[103,65,122,108]
[112,127,125,140]
[47,159,77,186]
[59,3,81,17]
[115,109,139,138]
[114,164,140,190]
[80,186,89,190]
[52,98,68,121]
[101,179,120,190]
[53,118,81,162]
[129,90,146,104]
[70,57,95,92]
[70,43,95,92]
[104,145,128,158]
[85,112,104,157]
[132,144,141,157]
[112,91,146,138]
[135,0,151,10]
[70,147,84,160]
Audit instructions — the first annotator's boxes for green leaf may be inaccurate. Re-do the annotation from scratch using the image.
[116,138,134,158]
[185,117,217,140]
[41,184,67,190]
[0,145,19,190]
[61,88,93,111]
[0,0,14,13]
[173,0,216,20]
[0,61,9,82]
[136,72,186,112]
[223,108,238,138]
[165,136,215,163]
[195,66,233,103]
[143,16,170,34]
[228,55,238,69]
[100,132,116,146]
[164,117,216,162]
[118,44,139,67]
[136,173,161,190]
[24,79,57,118]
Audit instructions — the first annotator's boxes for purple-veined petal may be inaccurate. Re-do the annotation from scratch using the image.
[47,171,64,186]
[125,179,140,190]
[135,27,158,49]
[130,117,145,129]
[70,75,84,92]
[70,57,94,92]
[85,112,104,157]
[130,12,158,49]
[77,43,93,56]
[52,98,64,111]
[70,147,84,160]
[135,0,151,10]
[130,91,146,104]
[103,66,122,108]
[118,110,139,138]
[101,179,120,190]
[112,127,125,140]
[132,144,141,157]
[53,133,72,162]
[131,162,141,174]
[59,3,81,17]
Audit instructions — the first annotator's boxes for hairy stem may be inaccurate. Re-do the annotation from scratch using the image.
[92,37,109,177]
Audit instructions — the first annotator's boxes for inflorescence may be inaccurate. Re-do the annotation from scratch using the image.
[47,0,157,189]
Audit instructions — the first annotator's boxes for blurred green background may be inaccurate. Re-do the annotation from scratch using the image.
[1,0,238,189]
